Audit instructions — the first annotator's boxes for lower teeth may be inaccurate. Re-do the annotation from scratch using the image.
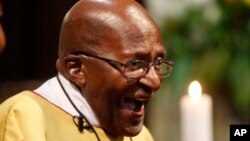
[123,97,143,112]
[134,104,141,112]
[123,97,136,110]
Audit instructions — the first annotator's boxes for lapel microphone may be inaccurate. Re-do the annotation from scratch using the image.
[73,115,92,132]
[57,75,100,140]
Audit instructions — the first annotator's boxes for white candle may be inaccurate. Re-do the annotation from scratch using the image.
[180,80,213,141]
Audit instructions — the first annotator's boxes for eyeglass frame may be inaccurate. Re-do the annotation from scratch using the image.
[69,51,174,79]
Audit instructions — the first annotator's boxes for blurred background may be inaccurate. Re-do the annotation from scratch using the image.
[0,0,249,141]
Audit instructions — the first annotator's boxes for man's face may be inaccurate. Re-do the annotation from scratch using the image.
[82,23,166,137]
[64,1,168,137]
[58,0,169,137]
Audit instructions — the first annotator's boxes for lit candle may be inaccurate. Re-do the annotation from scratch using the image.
[180,80,213,141]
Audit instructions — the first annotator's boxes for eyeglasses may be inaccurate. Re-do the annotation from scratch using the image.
[72,52,174,79]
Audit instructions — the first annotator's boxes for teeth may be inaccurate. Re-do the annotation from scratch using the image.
[134,100,143,112]
[123,97,136,111]
[122,97,144,112]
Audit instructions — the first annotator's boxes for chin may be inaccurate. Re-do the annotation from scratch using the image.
[124,126,143,137]
[117,120,144,137]
[104,120,144,138]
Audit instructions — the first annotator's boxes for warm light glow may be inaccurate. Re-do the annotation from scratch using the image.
[188,80,202,100]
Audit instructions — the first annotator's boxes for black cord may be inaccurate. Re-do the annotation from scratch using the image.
[56,75,101,141]
[56,75,133,141]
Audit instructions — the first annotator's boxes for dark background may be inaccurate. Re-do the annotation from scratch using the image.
[0,0,79,81]
[0,0,144,82]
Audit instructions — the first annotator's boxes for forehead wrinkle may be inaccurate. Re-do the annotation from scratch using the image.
[126,32,159,43]
[123,5,161,50]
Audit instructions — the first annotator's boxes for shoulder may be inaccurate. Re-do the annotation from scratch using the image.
[0,91,45,120]
[0,91,47,140]
[1,91,42,110]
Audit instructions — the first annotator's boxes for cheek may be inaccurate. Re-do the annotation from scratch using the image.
[97,83,144,136]
[85,63,143,135]
[84,68,127,116]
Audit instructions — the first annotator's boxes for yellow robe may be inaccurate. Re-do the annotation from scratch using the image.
[0,91,154,141]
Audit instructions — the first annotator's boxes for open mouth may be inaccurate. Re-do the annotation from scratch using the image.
[121,97,147,112]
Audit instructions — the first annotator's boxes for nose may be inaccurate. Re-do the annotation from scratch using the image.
[139,66,162,91]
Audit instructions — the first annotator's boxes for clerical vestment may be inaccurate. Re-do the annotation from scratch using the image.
[0,91,154,141]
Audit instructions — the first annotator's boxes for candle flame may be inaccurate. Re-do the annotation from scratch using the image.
[188,80,202,100]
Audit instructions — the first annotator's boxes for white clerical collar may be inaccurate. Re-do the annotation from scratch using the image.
[34,73,99,126]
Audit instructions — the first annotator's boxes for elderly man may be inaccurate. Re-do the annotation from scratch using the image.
[0,0,174,140]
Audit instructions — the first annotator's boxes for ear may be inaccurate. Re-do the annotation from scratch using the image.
[65,58,86,88]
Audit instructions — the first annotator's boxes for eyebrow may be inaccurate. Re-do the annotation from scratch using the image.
[131,50,166,62]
